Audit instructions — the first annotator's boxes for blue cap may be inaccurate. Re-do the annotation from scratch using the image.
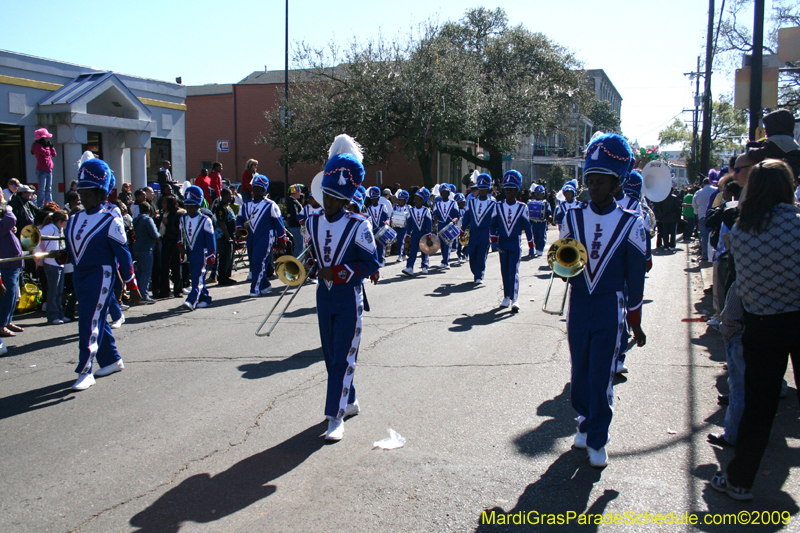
[454,193,465,202]
[252,174,270,190]
[397,189,409,200]
[439,184,452,196]
[77,159,114,193]
[184,185,204,206]
[583,133,634,183]
[476,173,492,190]
[350,190,365,210]
[367,186,381,198]
[322,153,365,200]
[566,179,578,190]
[533,184,545,195]
[562,183,576,195]
[503,170,522,190]
[623,170,643,197]
[416,187,430,204]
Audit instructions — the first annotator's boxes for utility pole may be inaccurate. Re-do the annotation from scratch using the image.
[684,56,703,182]
[284,0,289,202]
[700,0,714,175]
[749,0,765,140]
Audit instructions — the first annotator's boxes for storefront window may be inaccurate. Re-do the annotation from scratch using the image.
[148,138,171,183]
[82,132,103,160]
[0,124,26,187]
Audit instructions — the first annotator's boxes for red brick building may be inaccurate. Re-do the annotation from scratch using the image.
[186,70,433,199]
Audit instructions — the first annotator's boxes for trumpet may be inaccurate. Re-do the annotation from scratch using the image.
[235,227,249,239]
[255,245,314,337]
[542,238,588,316]
[20,225,64,251]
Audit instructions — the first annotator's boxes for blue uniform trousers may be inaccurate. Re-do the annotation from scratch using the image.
[395,227,407,257]
[318,286,363,418]
[405,233,429,270]
[456,240,464,260]
[616,282,631,365]
[440,239,452,266]
[466,230,490,281]
[498,246,521,300]
[567,290,625,450]
[75,266,121,374]
[185,251,212,308]
[108,273,123,321]
[250,235,275,294]
[531,221,548,254]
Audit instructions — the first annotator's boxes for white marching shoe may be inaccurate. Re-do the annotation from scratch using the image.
[95,359,124,377]
[182,301,194,311]
[511,300,520,312]
[421,268,428,274]
[401,267,414,277]
[325,417,345,441]
[500,297,511,308]
[110,315,125,329]
[615,360,629,374]
[587,446,608,468]
[72,373,96,391]
[344,400,360,418]
[573,431,588,449]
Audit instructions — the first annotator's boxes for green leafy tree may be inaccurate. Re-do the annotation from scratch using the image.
[587,99,621,133]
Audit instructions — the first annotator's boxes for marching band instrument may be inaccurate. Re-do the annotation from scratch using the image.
[375,226,397,248]
[390,211,407,228]
[641,160,672,203]
[458,228,470,247]
[644,203,657,237]
[235,227,249,239]
[0,249,68,266]
[418,234,441,255]
[437,222,460,246]
[255,246,314,337]
[20,225,64,251]
[542,238,588,316]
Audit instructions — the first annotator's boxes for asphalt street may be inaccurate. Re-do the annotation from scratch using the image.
[1,226,798,533]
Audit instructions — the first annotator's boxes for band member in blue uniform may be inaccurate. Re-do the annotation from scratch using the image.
[460,174,496,283]
[243,174,287,296]
[492,171,533,311]
[401,188,433,276]
[554,183,580,232]
[527,184,552,257]
[433,184,460,269]
[66,159,141,391]
[366,186,390,266]
[306,134,380,441]
[179,186,217,311]
[392,190,411,261]
[454,193,467,263]
[559,133,647,467]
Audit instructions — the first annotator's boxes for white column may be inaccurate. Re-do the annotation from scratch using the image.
[61,142,83,205]
[107,131,125,186]
[130,148,147,191]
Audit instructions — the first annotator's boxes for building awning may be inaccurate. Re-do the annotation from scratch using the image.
[37,72,155,132]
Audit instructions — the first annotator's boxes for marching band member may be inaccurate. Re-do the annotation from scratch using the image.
[366,186,390,266]
[461,174,495,283]
[235,185,256,280]
[66,159,141,391]
[401,188,433,277]
[392,190,411,261]
[454,193,467,263]
[305,134,380,441]
[554,183,579,232]
[432,184,460,269]
[492,170,533,311]
[527,184,552,257]
[348,188,366,214]
[560,133,647,467]
[179,186,216,310]
[244,174,287,297]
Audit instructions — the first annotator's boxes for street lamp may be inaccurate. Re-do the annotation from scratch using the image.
[284,0,289,203]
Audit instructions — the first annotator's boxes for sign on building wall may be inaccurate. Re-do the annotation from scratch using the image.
[216,140,229,152]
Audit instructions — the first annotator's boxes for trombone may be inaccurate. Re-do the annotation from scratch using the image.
[542,238,588,316]
[0,225,69,265]
[255,245,315,337]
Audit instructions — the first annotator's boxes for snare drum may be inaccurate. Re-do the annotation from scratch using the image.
[391,211,407,228]
[437,222,461,246]
[375,226,398,248]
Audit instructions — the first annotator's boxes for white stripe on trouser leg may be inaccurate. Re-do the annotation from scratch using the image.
[336,286,363,419]
[254,235,274,291]
[81,265,114,374]
[605,291,625,414]
[513,251,520,300]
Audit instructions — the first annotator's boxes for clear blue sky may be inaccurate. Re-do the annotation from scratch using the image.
[1,0,740,146]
